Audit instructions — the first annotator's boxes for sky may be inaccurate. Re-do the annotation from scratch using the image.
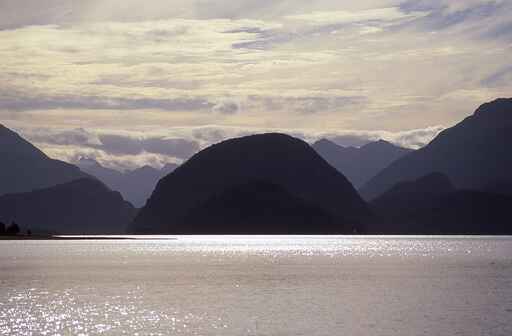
[0,0,511,170]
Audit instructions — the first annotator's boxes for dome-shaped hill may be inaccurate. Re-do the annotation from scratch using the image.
[131,133,371,234]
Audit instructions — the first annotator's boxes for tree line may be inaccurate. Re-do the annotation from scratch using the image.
[0,221,28,236]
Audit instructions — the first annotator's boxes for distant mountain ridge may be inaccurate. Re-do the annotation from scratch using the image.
[361,98,512,200]
[369,173,512,234]
[77,158,178,207]
[378,172,455,198]
[2,97,512,235]
[0,124,89,195]
[0,178,136,234]
[131,133,372,234]
[312,139,412,189]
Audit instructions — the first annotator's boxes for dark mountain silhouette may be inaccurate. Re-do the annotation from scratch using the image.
[0,124,89,195]
[369,173,512,234]
[377,172,455,198]
[131,133,372,234]
[0,178,136,234]
[361,98,512,200]
[183,180,342,234]
[312,139,412,188]
[483,180,512,196]
[77,158,178,207]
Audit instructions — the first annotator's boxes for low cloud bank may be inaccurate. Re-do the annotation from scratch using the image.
[15,125,444,171]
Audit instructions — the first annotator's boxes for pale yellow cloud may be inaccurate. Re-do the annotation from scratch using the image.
[284,7,426,25]
[1,1,511,168]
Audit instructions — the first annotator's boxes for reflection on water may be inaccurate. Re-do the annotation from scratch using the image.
[2,287,228,335]
[1,236,512,336]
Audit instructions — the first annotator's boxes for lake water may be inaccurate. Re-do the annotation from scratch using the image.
[1,236,512,336]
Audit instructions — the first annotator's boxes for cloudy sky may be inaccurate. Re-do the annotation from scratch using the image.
[1,0,511,170]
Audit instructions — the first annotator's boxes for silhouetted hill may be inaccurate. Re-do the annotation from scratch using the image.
[0,124,89,195]
[312,139,412,188]
[183,180,342,234]
[483,180,512,196]
[369,173,512,234]
[378,172,455,198]
[361,98,512,200]
[131,133,372,234]
[0,178,136,234]
[77,158,178,207]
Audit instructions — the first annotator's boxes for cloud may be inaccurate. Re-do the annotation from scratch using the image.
[16,126,201,167]
[97,134,145,156]
[289,126,445,149]
[381,126,446,148]
[12,123,443,170]
[44,145,178,172]
[98,133,200,159]
[284,7,426,26]
[0,93,213,112]
[26,127,102,147]
[212,99,241,114]
[399,0,512,37]
[481,65,512,88]
[141,137,201,157]
[185,125,445,150]
[0,0,510,160]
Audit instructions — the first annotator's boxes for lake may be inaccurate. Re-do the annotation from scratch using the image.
[1,236,512,335]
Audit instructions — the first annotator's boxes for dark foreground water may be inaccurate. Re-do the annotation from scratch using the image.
[1,236,512,336]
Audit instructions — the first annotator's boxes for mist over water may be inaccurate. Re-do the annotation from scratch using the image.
[1,236,512,335]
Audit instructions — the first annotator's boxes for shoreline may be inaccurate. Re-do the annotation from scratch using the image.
[0,235,136,240]
[1,234,512,240]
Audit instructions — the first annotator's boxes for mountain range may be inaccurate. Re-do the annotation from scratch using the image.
[77,158,177,207]
[312,139,412,188]
[361,98,512,200]
[1,97,511,235]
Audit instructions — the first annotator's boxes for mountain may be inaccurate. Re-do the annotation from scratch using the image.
[369,173,512,234]
[0,178,136,234]
[77,158,178,207]
[376,172,455,198]
[0,124,89,195]
[123,164,178,207]
[483,180,512,196]
[312,139,412,188]
[361,98,512,200]
[76,157,124,185]
[131,133,372,234]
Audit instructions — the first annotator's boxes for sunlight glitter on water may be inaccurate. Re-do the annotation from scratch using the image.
[1,288,227,335]
[50,235,512,258]
[1,236,512,336]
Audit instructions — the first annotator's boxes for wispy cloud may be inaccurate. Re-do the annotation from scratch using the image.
[284,7,427,25]
[10,124,443,170]
[0,0,510,168]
